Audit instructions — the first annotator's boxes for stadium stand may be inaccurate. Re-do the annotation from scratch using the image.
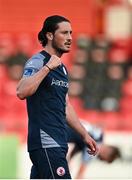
[0,32,132,137]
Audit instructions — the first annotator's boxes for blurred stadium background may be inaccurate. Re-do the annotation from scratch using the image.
[0,0,132,179]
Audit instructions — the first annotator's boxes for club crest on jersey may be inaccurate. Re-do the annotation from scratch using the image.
[63,67,67,75]
[56,167,65,176]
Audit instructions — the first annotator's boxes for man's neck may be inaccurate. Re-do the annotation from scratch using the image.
[44,46,62,58]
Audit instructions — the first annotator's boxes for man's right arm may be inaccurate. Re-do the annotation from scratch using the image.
[17,55,61,100]
[17,65,50,100]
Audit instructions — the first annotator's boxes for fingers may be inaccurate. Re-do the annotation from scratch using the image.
[47,55,61,70]
[87,140,99,156]
[51,55,61,65]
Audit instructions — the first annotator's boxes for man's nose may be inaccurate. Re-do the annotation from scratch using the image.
[67,33,72,40]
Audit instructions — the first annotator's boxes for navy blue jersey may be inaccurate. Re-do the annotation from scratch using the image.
[23,50,69,151]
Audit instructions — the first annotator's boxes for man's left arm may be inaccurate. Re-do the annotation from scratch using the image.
[66,95,98,156]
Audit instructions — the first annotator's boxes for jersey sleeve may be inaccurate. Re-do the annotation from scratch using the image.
[22,53,44,77]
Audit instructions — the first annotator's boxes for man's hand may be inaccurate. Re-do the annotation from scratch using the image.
[84,134,99,156]
[46,55,61,70]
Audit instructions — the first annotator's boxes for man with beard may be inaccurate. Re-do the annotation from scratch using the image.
[16,15,98,179]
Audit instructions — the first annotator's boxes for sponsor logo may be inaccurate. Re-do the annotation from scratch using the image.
[56,167,65,176]
[51,78,69,88]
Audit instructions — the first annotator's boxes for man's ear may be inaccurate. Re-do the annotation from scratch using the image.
[46,32,53,40]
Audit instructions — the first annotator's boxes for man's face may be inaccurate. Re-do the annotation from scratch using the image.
[52,21,72,54]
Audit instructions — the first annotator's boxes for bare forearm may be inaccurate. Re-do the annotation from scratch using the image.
[66,101,98,155]
[66,102,88,140]
[17,54,61,100]
[17,66,49,99]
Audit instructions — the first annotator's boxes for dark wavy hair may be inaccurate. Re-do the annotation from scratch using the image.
[38,15,70,47]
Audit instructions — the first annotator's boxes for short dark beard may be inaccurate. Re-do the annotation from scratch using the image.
[52,39,70,55]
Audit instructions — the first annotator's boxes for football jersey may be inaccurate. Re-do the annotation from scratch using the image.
[23,50,69,151]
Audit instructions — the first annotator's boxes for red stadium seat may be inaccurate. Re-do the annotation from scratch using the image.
[119,96,132,112]
[100,112,121,131]
[121,80,132,96]
[69,97,85,117]
[108,47,129,63]
[112,38,130,49]
[15,33,35,56]
[0,33,15,56]
[0,73,27,143]
[119,112,132,131]
[82,110,101,125]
